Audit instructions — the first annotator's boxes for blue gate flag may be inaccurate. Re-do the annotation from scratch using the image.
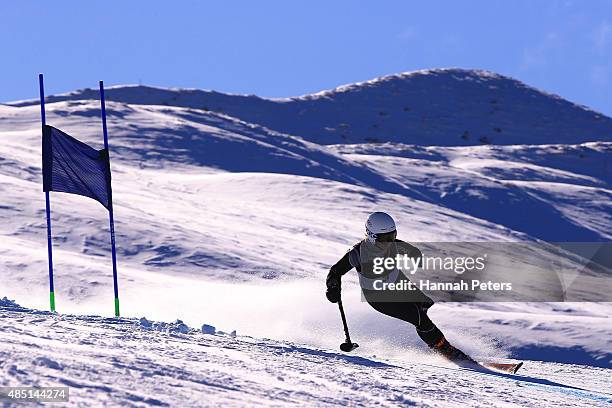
[42,125,111,209]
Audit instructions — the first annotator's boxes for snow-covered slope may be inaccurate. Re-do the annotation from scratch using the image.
[1,301,611,407]
[330,142,612,242]
[1,69,611,405]
[4,98,610,243]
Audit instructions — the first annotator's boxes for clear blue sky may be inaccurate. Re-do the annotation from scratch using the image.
[2,0,611,115]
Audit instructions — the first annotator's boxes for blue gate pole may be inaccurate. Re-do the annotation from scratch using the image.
[39,74,56,312]
[99,81,120,317]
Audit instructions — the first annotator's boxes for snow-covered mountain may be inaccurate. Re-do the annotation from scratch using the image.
[9,69,612,146]
[1,69,611,405]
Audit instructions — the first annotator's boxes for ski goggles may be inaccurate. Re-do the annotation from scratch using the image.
[366,229,397,243]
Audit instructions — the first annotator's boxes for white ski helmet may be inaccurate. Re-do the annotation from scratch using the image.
[365,212,396,243]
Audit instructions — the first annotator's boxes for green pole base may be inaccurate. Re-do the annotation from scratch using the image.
[49,292,56,312]
[114,297,120,317]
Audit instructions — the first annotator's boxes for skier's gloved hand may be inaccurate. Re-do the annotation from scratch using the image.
[326,284,341,303]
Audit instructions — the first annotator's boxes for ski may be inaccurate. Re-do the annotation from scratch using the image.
[480,362,523,374]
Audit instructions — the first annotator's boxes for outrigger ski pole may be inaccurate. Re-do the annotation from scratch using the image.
[338,299,359,352]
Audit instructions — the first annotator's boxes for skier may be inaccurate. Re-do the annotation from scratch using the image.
[325,211,476,365]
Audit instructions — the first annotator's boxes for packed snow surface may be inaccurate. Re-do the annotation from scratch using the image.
[1,301,610,407]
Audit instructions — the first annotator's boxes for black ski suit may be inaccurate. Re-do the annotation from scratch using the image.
[326,239,445,347]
